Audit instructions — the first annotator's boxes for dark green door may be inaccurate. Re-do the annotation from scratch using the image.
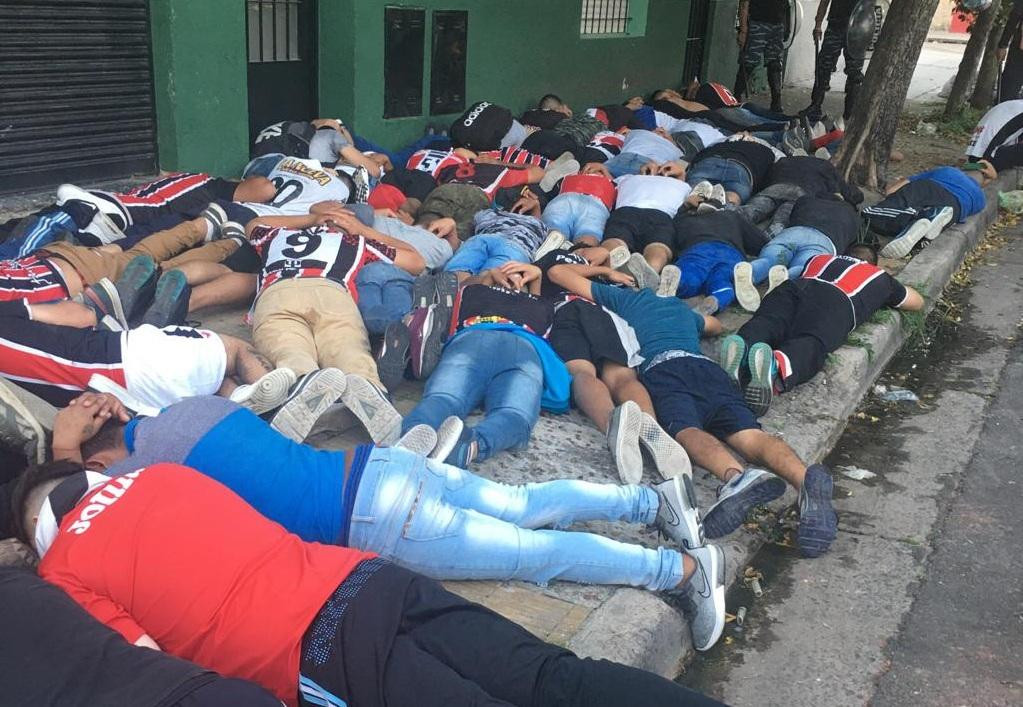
[246,0,318,143]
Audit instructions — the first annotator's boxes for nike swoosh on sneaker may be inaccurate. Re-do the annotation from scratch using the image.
[659,492,680,527]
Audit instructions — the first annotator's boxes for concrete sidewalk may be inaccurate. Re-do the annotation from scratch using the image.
[0,169,1015,680]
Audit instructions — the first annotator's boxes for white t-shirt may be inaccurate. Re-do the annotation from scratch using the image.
[242,157,351,216]
[372,216,453,269]
[966,99,1023,159]
[614,174,693,216]
[621,130,684,164]
[122,326,226,409]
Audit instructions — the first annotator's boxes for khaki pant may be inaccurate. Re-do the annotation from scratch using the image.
[251,278,380,385]
[43,218,239,285]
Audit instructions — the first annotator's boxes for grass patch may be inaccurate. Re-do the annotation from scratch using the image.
[919,106,986,139]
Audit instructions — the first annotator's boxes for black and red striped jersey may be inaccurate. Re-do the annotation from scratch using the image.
[405,149,469,178]
[251,225,396,302]
[800,254,908,326]
[114,173,227,208]
[436,162,532,200]
[585,131,626,161]
[477,146,550,168]
[0,254,70,303]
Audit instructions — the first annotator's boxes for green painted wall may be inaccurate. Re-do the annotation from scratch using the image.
[318,0,357,122]
[332,0,693,151]
[150,0,249,175]
[702,0,740,86]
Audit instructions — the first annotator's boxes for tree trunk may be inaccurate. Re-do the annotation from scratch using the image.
[945,0,1003,117]
[971,13,1009,107]
[834,0,942,190]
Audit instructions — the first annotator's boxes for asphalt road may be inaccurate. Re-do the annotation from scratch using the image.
[685,225,1023,706]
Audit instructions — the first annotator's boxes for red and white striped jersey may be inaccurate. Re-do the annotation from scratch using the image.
[406,149,470,178]
[800,254,908,326]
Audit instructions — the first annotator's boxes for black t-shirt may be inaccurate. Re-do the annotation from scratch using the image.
[673,210,768,256]
[801,254,908,328]
[0,568,218,706]
[787,195,861,254]
[454,284,556,337]
[828,0,856,24]
[749,0,788,24]
[692,140,776,191]
[534,249,588,300]
[520,109,566,130]
[766,156,864,205]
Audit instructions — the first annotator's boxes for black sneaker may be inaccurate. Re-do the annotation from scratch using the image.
[81,278,127,329]
[115,255,159,326]
[200,203,228,241]
[433,271,459,311]
[221,221,245,241]
[377,320,411,392]
[412,272,438,308]
[140,269,190,327]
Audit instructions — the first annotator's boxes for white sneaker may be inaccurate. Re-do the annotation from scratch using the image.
[342,374,402,445]
[684,545,726,651]
[880,218,931,259]
[607,401,643,484]
[82,211,126,245]
[533,229,568,261]
[638,412,692,480]
[656,265,681,298]
[229,368,298,415]
[733,261,760,312]
[429,415,464,461]
[607,245,631,270]
[539,153,580,191]
[653,475,704,550]
[924,206,954,240]
[710,183,727,205]
[689,181,714,201]
[269,368,347,442]
[56,184,129,227]
[395,424,438,455]
[766,264,789,294]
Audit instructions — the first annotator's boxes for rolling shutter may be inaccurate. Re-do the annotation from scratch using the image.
[0,0,158,193]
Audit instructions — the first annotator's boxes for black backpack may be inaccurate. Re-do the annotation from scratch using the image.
[251,120,317,158]
[449,102,514,152]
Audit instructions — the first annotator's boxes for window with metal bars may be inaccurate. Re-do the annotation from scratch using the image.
[579,0,632,36]
[247,0,301,63]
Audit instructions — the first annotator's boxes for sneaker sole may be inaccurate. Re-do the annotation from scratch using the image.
[430,416,465,461]
[608,402,643,485]
[924,207,954,240]
[116,256,159,324]
[377,321,410,392]
[141,271,190,327]
[270,368,347,442]
[703,475,787,539]
[533,230,568,261]
[744,343,774,417]
[343,375,402,445]
[395,424,438,455]
[639,414,692,480]
[608,246,631,270]
[433,271,459,310]
[798,467,838,558]
[690,545,726,651]
[235,368,298,415]
[626,254,661,291]
[733,261,760,312]
[0,379,46,464]
[413,273,437,309]
[719,336,746,392]
[767,264,788,293]
[879,219,930,259]
[656,265,681,298]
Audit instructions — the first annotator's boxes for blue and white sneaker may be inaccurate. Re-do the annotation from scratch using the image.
[702,468,787,538]
[797,464,838,557]
[682,544,726,651]
[923,205,954,240]
[719,335,747,391]
[744,342,776,417]
[653,476,704,550]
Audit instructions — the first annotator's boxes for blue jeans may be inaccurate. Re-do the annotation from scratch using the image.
[443,235,530,275]
[355,261,414,335]
[403,329,542,460]
[750,226,836,282]
[541,193,610,242]
[687,157,753,202]
[347,446,683,589]
[676,240,744,309]
[604,151,653,178]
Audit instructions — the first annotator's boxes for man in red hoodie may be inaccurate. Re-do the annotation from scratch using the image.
[14,461,722,707]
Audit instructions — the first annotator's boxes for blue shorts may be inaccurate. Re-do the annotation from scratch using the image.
[640,355,759,438]
[686,156,753,203]
[541,192,610,242]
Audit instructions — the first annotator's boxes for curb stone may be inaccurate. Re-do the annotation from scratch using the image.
[566,169,1016,675]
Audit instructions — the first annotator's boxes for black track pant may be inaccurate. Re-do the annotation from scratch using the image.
[1001,48,1023,103]
[737,280,850,390]
[301,561,723,707]
[862,180,960,238]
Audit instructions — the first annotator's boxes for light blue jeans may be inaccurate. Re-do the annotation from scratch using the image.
[403,329,541,460]
[604,151,654,178]
[347,446,684,589]
[541,192,610,242]
[750,226,836,282]
[687,157,753,202]
[355,261,414,335]
[443,235,530,275]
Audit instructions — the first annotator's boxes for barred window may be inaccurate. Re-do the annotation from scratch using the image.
[580,0,631,36]
[247,0,301,63]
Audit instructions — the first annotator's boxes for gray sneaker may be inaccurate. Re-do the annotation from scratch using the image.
[269,368,348,442]
[395,424,438,456]
[607,245,631,270]
[342,374,402,445]
[607,400,643,484]
[638,412,692,479]
[430,415,464,461]
[656,265,681,298]
[652,476,704,550]
[623,253,661,291]
[702,467,787,538]
[229,367,297,415]
[539,152,581,191]
[684,544,726,651]
[0,379,46,464]
[880,218,931,259]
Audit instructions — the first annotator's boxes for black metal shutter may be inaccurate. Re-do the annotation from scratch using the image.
[0,0,158,193]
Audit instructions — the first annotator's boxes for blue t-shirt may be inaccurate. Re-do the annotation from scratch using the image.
[590,283,704,360]
[110,396,348,545]
[909,166,985,221]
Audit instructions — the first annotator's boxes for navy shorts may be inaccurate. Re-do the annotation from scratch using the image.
[640,355,759,438]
